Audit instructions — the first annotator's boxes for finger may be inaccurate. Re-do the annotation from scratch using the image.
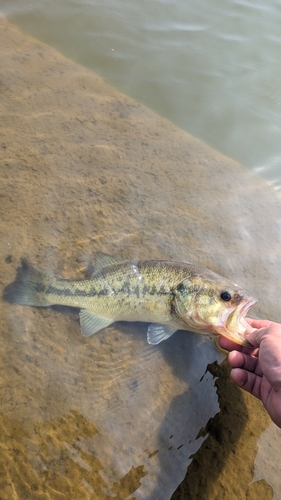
[245,318,273,329]
[244,327,269,348]
[228,351,262,376]
[230,368,262,400]
[219,336,258,355]
[219,336,242,352]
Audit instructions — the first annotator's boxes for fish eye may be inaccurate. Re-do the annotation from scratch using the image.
[220,291,232,301]
[177,283,185,293]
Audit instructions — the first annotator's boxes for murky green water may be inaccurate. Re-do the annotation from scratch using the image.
[1,2,281,499]
[1,0,281,190]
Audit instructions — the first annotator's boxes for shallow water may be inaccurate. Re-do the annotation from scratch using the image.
[1,0,281,190]
[1,7,281,500]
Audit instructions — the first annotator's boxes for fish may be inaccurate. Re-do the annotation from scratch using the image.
[3,252,257,346]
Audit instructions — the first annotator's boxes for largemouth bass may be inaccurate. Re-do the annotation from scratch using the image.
[3,252,257,346]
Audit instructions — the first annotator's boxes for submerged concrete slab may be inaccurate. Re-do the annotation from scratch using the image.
[0,17,280,500]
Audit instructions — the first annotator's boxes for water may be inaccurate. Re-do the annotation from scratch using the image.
[1,0,281,190]
[1,2,281,499]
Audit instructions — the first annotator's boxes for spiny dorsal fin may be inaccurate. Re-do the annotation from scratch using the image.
[147,324,177,345]
[92,252,127,274]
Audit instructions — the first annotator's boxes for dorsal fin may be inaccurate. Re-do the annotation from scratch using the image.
[92,252,127,274]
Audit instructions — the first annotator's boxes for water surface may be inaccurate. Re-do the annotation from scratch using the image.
[1,0,281,190]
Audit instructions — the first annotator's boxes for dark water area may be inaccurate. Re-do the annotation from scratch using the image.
[1,16,281,500]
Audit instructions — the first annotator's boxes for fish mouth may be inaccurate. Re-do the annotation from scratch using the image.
[216,297,257,346]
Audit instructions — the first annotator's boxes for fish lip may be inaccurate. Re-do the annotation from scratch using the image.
[239,298,258,320]
[224,297,258,344]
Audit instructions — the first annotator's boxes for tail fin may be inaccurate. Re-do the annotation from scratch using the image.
[3,258,52,307]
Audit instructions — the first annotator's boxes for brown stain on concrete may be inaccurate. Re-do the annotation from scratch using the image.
[171,360,273,500]
[0,410,146,499]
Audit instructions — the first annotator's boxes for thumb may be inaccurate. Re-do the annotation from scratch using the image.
[244,326,266,348]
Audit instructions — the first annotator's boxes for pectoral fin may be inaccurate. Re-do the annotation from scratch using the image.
[147,324,177,345]
[79,309,114,337]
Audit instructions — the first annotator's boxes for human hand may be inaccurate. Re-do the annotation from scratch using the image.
[219,318,281,428]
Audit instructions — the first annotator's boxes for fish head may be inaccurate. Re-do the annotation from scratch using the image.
[172,273,257,346]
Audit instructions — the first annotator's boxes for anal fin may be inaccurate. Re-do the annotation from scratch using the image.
[79,309,114,337]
